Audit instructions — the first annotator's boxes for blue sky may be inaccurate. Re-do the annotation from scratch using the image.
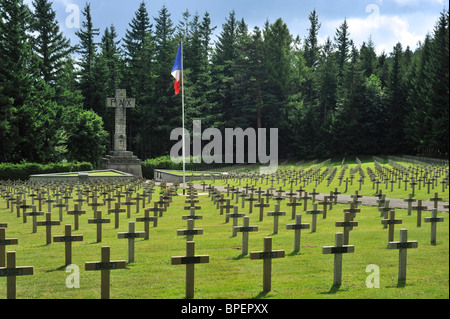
[25,0,448,55]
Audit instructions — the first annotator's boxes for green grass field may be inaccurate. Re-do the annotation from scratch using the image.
[0,160,448,299]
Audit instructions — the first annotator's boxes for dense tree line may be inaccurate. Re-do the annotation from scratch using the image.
[0,0,448,167]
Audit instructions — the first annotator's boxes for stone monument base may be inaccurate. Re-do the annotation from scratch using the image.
[102,151,143,178]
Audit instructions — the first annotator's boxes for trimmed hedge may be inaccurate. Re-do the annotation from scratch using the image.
[0,162,93,181]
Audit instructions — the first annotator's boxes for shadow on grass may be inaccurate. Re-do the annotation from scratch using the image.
[287,251,302,257]
[230,254,246,260]
[253,291,269,299]
[46,265,67,273]
[318,284,341,295]
[386,280,407,288]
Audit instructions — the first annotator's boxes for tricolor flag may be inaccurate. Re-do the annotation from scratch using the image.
[171,43,182,95]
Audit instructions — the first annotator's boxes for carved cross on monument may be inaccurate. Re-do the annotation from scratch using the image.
[106,89,135,152]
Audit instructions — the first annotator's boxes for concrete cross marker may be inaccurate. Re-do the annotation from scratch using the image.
[123,196,135,219]
[146,202,163,218]
[226,206,245,237]
[261,189,272,204]
[378,200,391,229]
[216,194,227,210]
[234,216,258,255]
[388,229,418,284]
[246,193,258,214]
[267,204,286,234]
[250,237,285,293]
[44,194,56,214]
[0,228,18,268]
[171,241,209,299]
[300,192,312,211]
[335,212,358,245]
[286,215,310,252]
[12,196,21,216]
[287,197,302,220]
[0,251,33,299]
[24,206,44,233]
[19,200,33,223]
[306,203,324,232]
[332,188,341,204]
[103,192,115,210]
[318,196,331,219]
[343,202,360,224]
[73,192,86,210]
[322,232,355,286]
[410,179,418,196]
[53,225,84,266]
[85,246,127,299]
[429,193,443,210]
[131,193,141,214]
[67,204,86,231]
[109,203,126,229]
[88,197,104,218]
[254,199,270,222]
[424,209,444,244]
[412,200,427,227]
[381,210,403,243]
[310,188,319,202]
[136,211,157,239]
[177,219,203,241]
[53,199,68,222]
[88,211,111,243]
[182,207,203,224]
[37,212,61,245]
[117,222,146,263]
[35,193,45,212]
[403,194,416,216]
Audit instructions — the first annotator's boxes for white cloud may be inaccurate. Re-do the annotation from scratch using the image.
[321,4,439,54]
[394,0,444,6]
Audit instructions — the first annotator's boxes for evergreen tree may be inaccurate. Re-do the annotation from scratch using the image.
[31,0,73,86]
[151,5,177,158]
[428,10,449,155]
[212,10,238,129]
[75,2,100,112]
[318,37,338,120]
[304,9,321,70]
[331,44,364,155]
[262,18,295,154]
[123,0,152,98]
[302,9,321,114]
[0,0,34,161]
[334,19,351,82]
[97,25,123,149]
[184,12,216,127]
[404,36,432,153]
[385,42,407,154]
[122,1,154,157]
[359,37,378,78]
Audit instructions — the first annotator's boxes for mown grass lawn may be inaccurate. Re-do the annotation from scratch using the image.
[0,172,448,299]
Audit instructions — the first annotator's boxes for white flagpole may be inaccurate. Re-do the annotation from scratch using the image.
[181,39,186,195]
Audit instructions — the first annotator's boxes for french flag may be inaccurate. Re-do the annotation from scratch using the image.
[171,43,182,95]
